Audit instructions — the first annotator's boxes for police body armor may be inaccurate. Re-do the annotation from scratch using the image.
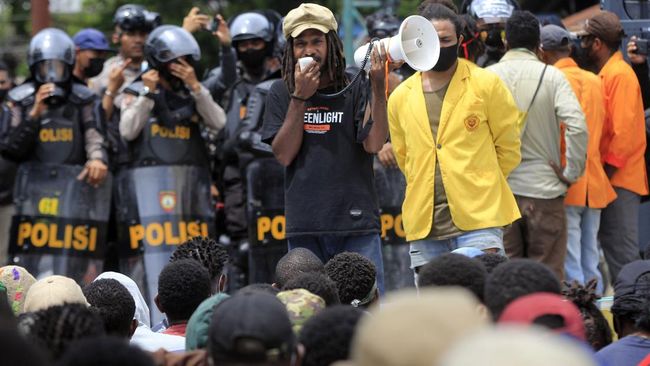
[126,82,208,167]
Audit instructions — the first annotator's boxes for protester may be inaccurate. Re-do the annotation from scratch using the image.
[207,291,300,366]
[170,236,229,293]
[57,337,156,366]
[597,297,650,365]
[299,305,364,366]
[388,3,521,273]
[0,61,16,266]
[578,11,649,281]
[155,259,211,338]
[185,293,229,351]
[283,271,341,306]
[487,11,587,279]
[325,252,378,308]
[262,3,397,294]
[458,14,485,63]
[72,28,114,85]
[417,253,487,303]
[274,248,324,289]
[0,265,36,315]
[23,275,89,313]
[277,288,326,335]
[463,0,519,67]
[563,279,613,351]
[540,24,615,293]
[610,260,650,339]
[484,259,562,319]
[83,278,137,338]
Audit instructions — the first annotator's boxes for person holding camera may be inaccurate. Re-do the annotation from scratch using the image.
[578,11,648,281]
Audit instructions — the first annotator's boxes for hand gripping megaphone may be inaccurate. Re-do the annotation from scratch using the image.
[354,15,440,72]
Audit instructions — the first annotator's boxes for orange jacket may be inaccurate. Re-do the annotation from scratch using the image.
[599,51,649,195]
[556,58,617,208]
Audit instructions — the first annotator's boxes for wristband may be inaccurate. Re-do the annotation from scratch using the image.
[291,94,308,102]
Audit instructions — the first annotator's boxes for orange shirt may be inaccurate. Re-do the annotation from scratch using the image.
[556,58,616,208]
[599,51,649,195]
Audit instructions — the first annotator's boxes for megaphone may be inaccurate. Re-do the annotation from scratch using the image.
[354,15,440,72]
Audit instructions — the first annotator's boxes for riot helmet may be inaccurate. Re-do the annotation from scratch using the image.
[144,25,200,90]
[114,4,161,32]
[230,12,275,70]
[28,28,75,106]
[366,11,400,40]
[462,0,519,25]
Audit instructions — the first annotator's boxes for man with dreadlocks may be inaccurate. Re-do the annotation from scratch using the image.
[262,3,393,294]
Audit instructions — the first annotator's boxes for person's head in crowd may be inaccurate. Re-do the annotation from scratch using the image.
[458,14,485,62]
[155,259,211,327]
[230,11,276,76]
[325,252,378,308]
[299,305,364,366]
[498,292,587,341]
[23,275,89,313]
[418,253,487,303]
[95,271,150,329]
[365,10,400,40]
[171,236,229,293]
[72,28,114,81]
[484,259,561,320]
[0,327,47,366]
[239,283,281,296]
[504,10,540,52]
[0,265,36,315]
[563,279,612,350]
[540,24,572,66]
[611,260,650,338]
[577,11,624,72]
[274,248,324,288]
[463,0,518,63]
[0,61,13,102]
[83,279,137,339]
[56,336,155,366]
[185,293,229,351]
[112,4,158,64]
[283,271,340,306]
[418,0,459,14]
[418,3,463,73]
[282,3,347,94]
[277,289,326,335]
[346,288,487,366]
[208,291,301,366]
[22,303,105,361]
[474,252,508,274]
[438,326,596,366]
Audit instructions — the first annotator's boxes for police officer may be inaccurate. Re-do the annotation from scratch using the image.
[3,28,108,183]
[0,62,14,264]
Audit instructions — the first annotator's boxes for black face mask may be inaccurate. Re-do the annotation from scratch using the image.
[238,48,267,70]
[84,58,106,78]
[432,44,458,72]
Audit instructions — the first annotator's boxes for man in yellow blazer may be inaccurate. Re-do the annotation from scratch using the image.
[387,3,522,275]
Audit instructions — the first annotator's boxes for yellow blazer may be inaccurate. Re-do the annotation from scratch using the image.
[388,59,522,241]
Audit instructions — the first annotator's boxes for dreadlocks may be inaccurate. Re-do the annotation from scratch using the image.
[282,31,348,94]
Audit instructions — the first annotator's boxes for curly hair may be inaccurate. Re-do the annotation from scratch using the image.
[282,31,347,94]
[475,253,508,274]
[418,253,487,302]
[22,303,105,361]
[325,252,376,306]
[275,248,324,288]
[562,279,612,351]
[505,10,540,51]
[170,236,229,282]
[299,305,364,366]
[83,279,135,338]
[283,272,340,306]
[418,0,459,14]
[158,259,211,322]
[419,2,462,37]
[57,336,155,366]
[485,259,561,320]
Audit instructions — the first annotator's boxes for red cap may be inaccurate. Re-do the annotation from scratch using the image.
[498,292,586,341]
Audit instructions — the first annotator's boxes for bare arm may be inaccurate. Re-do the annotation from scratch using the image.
[363,44,392,153]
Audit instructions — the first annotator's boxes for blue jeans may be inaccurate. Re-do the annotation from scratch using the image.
[565,205,603,294]
[409,228,504,270]
[287,233,385,295]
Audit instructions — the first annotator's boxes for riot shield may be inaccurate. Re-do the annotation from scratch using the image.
[114,165,215,325]
[246,158,286,284]
[9,162,112,284]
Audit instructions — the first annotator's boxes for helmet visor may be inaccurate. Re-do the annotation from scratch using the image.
[34,60,70,83]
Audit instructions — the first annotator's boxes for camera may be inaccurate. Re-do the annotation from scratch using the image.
[635,38,649,56]
[205,16,221,33]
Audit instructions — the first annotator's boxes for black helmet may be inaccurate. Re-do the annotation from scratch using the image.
[366,11,400,39]
[144,25,200,70]
[28,28,74,84]
[114,4,161,32]
[230,12,274,43]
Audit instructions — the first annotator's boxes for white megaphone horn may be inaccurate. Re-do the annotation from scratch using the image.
[354,15,440,72]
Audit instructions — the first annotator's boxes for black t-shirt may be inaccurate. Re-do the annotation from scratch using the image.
[261,77,379,237]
